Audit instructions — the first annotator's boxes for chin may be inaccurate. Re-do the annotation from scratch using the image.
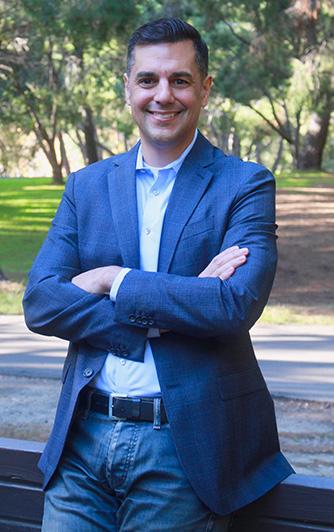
[150,128,188,147]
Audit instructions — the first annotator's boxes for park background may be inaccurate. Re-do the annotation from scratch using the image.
[0,0,333,477]
[0,0,333,324]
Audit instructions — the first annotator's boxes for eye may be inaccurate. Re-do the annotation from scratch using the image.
[138,78,156,87]
[173,78,189,86]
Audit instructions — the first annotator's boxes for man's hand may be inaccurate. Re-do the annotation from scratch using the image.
[71,266,122,294]
[198,246,248,280]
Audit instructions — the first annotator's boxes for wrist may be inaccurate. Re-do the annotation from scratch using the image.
[102,266,121,292]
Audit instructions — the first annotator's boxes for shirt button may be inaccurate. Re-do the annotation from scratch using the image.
[120,359,127,366]
[83,368,93,378]
[144,227,151,235]
[152,189,160,196]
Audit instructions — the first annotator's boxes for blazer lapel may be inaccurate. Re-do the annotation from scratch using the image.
[158,133,215,273]
[107,144,140,268]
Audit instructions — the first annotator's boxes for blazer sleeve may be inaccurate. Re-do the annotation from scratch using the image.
[23,173,147,361]
[113,168,277,338]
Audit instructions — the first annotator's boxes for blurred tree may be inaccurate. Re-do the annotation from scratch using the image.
[197,0,334,170]
[1,0,333,176]
[0,0,138,182]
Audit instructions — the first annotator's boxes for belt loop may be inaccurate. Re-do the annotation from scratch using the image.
[153,397,161,430]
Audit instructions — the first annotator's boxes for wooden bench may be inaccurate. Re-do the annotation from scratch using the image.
[0,437,333,531]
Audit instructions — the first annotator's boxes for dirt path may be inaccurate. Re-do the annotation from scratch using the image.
[269,186,334,315]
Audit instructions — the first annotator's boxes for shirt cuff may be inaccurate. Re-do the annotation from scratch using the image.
[109,268,131,302]
[147,328,160,338]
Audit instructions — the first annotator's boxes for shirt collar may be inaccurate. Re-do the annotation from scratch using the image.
[135,129,198,174]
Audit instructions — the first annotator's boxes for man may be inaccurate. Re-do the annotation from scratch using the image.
[23,17,293,531]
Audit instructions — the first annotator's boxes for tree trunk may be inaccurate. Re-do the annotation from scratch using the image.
[231,130,241,157]
[51,163,64,184]
[83,106,99,164]
[296,108,331,170]
[272,137,284,174]
[59,132,71,176]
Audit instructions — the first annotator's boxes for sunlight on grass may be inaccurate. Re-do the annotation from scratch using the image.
[23,185,64,191]
[276,171,334,189]
[0,178,63,278]
[260,305,334,325]
[0,282,25,314]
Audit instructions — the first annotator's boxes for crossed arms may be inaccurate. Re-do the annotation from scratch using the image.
[23,167,277,358]
[71,245,249,294]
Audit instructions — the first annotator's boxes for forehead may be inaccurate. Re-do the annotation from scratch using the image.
[130,40,198,76]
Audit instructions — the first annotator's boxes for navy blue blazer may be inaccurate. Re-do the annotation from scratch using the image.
[23,132,293,516]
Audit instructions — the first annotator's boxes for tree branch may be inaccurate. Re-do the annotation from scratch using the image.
[247,103,293,144]
[220,18,251,46]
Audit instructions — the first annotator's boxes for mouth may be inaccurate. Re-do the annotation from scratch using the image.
[147,110,183,121]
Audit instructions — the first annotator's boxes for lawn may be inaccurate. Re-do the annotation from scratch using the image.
[0,178,64,280]
[0,178,64,313]
[275,170,334,188]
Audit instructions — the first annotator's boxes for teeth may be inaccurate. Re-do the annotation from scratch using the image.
[152,112,178,118]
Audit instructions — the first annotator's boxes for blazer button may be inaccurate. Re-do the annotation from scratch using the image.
[129,315,136,323]
[141,317,148,326]
[148,319,154,326]
[135,317,142,324]
[83,368,94,378]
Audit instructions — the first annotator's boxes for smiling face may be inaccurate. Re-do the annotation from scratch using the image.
[124,40,212,166]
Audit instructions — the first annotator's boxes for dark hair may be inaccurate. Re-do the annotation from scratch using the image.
[127,18,209,78]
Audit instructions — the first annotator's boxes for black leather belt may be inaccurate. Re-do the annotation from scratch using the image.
[79,388,168,423]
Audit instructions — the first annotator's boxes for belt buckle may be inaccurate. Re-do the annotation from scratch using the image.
[109,393,128,420]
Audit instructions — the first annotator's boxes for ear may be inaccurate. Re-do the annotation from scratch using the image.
[201,75,213,107]
[124,73,130,105]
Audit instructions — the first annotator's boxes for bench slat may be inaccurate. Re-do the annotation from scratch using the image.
[0,438,333,532]
[0,484,44,523]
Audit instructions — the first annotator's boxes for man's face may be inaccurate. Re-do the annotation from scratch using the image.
[124,40,212,155]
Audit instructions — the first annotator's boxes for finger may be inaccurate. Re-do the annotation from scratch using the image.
[199,247,240,277]
[218,266,235,281]
[214,247,249,265]
[207,247,248,272]
[209,254,248,277]
[198,247,249,278]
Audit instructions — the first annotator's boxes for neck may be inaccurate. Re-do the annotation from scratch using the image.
[140,135,195,167]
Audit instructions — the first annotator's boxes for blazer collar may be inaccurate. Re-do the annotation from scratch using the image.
[158,132,215,272]
[107,142,140,268]
[107,132,215,271]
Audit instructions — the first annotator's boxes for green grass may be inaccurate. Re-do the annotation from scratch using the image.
[276,170,334,189]
[0,177,64,280]
[0,282,25,314]
[260,305,334,325]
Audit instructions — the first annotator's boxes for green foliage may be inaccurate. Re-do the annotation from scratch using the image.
[0,0,333,173]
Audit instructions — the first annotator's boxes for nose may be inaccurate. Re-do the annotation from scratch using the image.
[153,80,175,105]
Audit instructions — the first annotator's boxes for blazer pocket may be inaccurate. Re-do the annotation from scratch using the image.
[181,216,215,240]
[217,367,267,400]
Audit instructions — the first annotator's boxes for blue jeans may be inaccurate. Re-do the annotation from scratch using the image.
[42,409,232,531]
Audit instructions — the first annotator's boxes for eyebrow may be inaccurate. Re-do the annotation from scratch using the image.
[135,71,193,80]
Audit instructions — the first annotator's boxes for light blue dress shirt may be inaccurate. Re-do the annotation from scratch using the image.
[94,131,198,396]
